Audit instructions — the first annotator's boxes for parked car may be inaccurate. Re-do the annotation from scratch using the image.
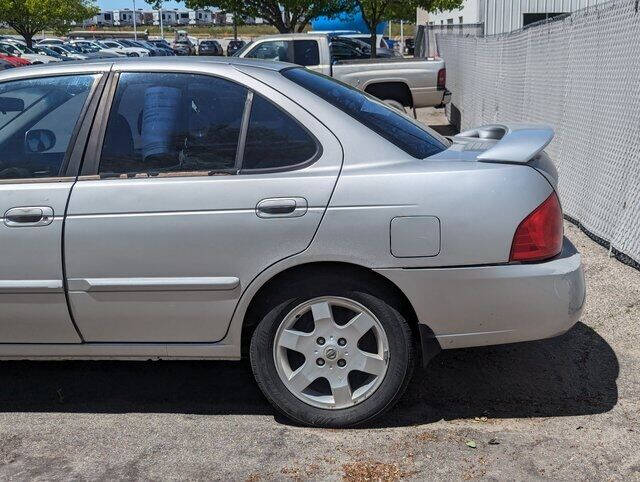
[0,48,31,67]
[147,39,175,55]
[0,58,585,428]
[227,39,246,56]
[42,44,87,61]
[67,41,119,59]
[0,59,14,70]
[95,40,149,57]
[172,40,196,56]
[337,36,401,58]
[237,33,450,111]
[37,38,65,46]
[132,40,168,57]
[198,39,223,56]
[310,31,389,50]
[33,45,74,61]
[116,39,156,56]
[0,42,60,64]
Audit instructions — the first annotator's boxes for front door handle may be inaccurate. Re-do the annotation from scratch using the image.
[4,206,54,227]
[256,197,308,218]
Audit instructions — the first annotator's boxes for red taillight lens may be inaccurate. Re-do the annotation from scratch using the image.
[437,68,446,90]
[510,192,563,262]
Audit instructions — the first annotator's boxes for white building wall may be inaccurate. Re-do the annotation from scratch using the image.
[424,0,481,26]
[423,0,606,34]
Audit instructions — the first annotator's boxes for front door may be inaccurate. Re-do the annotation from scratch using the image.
[0,73,100,342]
[64,68,342,342]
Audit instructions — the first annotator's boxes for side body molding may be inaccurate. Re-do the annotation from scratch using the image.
[67,277,240,292]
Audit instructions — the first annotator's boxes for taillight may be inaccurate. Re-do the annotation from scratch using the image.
[510,192,563,262]
[437,68,446,90]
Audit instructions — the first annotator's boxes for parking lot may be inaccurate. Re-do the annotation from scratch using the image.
[0,109,636,480]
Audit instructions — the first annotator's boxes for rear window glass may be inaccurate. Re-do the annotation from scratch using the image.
[282,68,449,159]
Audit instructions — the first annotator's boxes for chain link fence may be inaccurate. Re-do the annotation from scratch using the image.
[435,0,640,267]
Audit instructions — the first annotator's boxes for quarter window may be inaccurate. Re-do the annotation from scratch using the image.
[242,94,318,171]
[99,73,248,176]
[0,75,97,180]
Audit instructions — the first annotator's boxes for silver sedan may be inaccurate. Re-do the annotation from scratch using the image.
[0,58,585,427]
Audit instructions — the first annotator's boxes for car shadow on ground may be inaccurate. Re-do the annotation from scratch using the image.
[0,322,618,427]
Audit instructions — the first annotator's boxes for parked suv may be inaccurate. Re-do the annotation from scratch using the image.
[227,39,246,56]
[198,40,223,56]
[173,40,195,56]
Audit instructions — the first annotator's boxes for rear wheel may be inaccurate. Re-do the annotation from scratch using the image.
[250,279,415,427]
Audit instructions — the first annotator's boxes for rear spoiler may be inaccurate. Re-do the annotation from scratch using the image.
[455,124,555,164]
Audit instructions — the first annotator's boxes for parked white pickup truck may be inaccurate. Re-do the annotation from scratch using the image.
[236,33,450,112]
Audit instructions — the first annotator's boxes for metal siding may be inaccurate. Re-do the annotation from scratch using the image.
[481,0,603,34]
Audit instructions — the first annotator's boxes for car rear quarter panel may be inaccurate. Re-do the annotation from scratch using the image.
[306,159,553,269]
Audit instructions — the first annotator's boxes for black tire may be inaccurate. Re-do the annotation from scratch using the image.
[249,275,416,428]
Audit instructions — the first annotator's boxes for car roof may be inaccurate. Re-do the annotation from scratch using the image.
[0,56,295,82]
[255,33,329,41]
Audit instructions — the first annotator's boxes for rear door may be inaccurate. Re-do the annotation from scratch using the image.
[0,72,103,342]
[64,66,342,342]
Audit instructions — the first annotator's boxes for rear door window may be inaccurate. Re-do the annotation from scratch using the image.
[99,72,247,176]
[245,40,319,66]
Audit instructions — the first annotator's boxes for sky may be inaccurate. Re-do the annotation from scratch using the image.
[97,1,183,9]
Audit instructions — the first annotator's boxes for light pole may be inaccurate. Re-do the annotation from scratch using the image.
[132,0,138,40]
[159,7,164,40]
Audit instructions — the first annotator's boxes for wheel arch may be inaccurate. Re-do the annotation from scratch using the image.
[364,81,414,107]
[239,261,438,366]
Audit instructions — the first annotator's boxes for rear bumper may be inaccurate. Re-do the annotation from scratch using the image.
[376,237,585,350]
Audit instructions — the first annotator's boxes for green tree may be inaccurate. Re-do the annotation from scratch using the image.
[185,0,352,34]
[356,0,463,56]
[0,0,98,47]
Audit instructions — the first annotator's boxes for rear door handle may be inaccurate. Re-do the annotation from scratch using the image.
[4,206,54,227]
[256,198,308,218]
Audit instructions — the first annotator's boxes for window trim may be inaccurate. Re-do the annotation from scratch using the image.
[82,70,323,179]
[0,72,104,184]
